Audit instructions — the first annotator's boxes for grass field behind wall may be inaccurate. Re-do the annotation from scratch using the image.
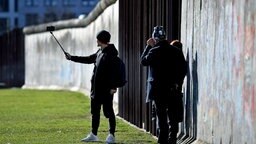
[0,89,157,144]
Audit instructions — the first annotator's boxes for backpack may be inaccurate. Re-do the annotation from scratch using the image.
[114,56,127,87]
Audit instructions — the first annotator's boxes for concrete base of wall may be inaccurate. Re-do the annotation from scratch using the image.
[191,139,209,144]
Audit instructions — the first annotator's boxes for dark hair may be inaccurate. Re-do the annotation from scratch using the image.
[170,40,183,50]
[96,30,111,44]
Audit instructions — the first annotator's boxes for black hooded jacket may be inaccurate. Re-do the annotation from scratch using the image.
[70,44,118,101]
[140,40,187,102]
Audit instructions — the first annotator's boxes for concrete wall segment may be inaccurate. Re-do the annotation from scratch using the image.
[182,0,256,143]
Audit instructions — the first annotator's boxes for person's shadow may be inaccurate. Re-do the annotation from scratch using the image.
[177,52,198,144]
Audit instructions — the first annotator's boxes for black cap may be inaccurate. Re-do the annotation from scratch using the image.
[152,26,166,40]
[96,30,111,44]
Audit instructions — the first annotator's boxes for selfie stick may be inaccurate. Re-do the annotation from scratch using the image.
[46,26,67,55]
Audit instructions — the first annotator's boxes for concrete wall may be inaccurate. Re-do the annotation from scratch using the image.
[181,0,256,143]
[23,1,119,100]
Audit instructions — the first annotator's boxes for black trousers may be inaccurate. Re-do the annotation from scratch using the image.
[90,96,116,136]
[154,92,181,144]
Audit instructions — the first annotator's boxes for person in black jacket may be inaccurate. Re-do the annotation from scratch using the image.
[140,26,187,144]
[170,39,187,95]
[65,30,118,143]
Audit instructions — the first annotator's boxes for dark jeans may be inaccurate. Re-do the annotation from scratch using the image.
[154,92,181,144]
[91,96,116,136]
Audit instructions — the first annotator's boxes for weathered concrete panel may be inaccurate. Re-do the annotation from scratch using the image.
[181,0,256,143]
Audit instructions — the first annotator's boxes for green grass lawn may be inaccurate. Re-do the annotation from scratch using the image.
[0,89,157,144]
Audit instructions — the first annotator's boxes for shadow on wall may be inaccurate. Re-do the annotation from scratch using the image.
[178,52,198,144]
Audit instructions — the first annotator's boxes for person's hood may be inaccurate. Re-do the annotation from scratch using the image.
[102,44,118,56]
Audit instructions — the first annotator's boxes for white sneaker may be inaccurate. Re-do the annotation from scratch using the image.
[106,133,115,143]
[81,132,99,142]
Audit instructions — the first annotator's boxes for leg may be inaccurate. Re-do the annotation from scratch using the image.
[91,98,101,135]
[168,118,178,144]
[167,103,179,144]
[152,101,160,136]
[103,96,116,135]
[154,100,168,144]
[152,101,157,121]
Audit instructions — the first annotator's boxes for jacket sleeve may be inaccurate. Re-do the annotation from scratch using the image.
[70,50,98,64]
[140,45,153,66]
